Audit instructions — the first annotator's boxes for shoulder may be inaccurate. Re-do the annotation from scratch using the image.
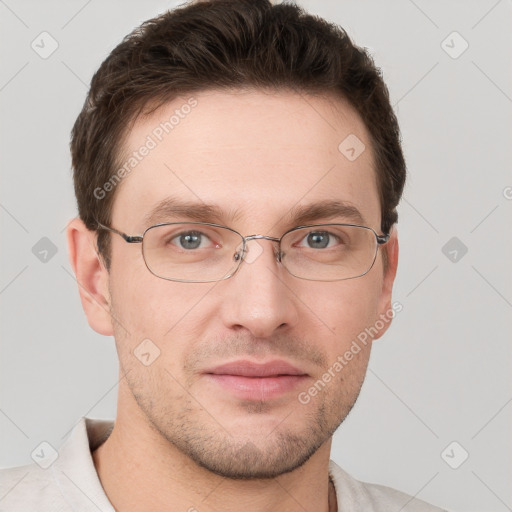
[0,417,115,512]
[329,460,449,512]
[0,462,70,511]
[357,481,449,512]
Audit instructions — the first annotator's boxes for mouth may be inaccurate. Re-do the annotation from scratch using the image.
[203,359,309,401]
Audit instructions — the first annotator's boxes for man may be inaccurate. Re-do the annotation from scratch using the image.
[0,1,447,510]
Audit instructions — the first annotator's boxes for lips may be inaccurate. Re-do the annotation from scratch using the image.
[204,360,307,378]
[203,360,309,401]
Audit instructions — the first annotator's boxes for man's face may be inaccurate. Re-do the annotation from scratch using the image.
[102,89,395,478]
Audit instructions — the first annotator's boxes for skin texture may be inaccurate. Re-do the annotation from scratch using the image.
[67,89,399,512]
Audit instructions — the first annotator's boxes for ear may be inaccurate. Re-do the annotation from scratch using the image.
[373,226,399,340]
[66,217,114,336]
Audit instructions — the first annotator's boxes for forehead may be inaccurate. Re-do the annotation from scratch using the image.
[112,89,380,232]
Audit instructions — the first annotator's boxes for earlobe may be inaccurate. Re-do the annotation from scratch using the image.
[66,217,114,336]
[374,227,399,340]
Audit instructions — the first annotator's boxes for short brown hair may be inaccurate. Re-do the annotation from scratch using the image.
[70,0,406,269]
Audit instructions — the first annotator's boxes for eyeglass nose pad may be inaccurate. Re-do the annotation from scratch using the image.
[233,242,245,262]
[232,241,283,264]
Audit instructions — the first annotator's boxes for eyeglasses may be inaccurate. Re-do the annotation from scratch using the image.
[95,220,389,283]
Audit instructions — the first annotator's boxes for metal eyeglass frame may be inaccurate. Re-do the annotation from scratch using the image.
[94,220,390,283]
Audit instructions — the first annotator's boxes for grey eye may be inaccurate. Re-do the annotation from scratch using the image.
[306,232,331,249]
[170,231,210,250]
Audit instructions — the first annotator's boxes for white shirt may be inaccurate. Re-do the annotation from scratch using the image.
[0,417,447,511]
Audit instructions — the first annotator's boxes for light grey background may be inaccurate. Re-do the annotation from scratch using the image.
[1,1,511,511]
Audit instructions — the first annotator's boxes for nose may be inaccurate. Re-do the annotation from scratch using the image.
[218,238,299,339]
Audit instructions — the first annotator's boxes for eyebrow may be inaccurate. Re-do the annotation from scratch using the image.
[142,196,366,229]
[287,200,365,226]
[142,197,243,226]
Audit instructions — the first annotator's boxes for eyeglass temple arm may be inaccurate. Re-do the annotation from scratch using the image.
[95,221,143,244]
[376,233,390,244]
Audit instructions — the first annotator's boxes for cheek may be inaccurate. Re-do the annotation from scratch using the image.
[314,276,382,337]
[108,267,212,367]
[110,254,189,330]
[307,279,382,380]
